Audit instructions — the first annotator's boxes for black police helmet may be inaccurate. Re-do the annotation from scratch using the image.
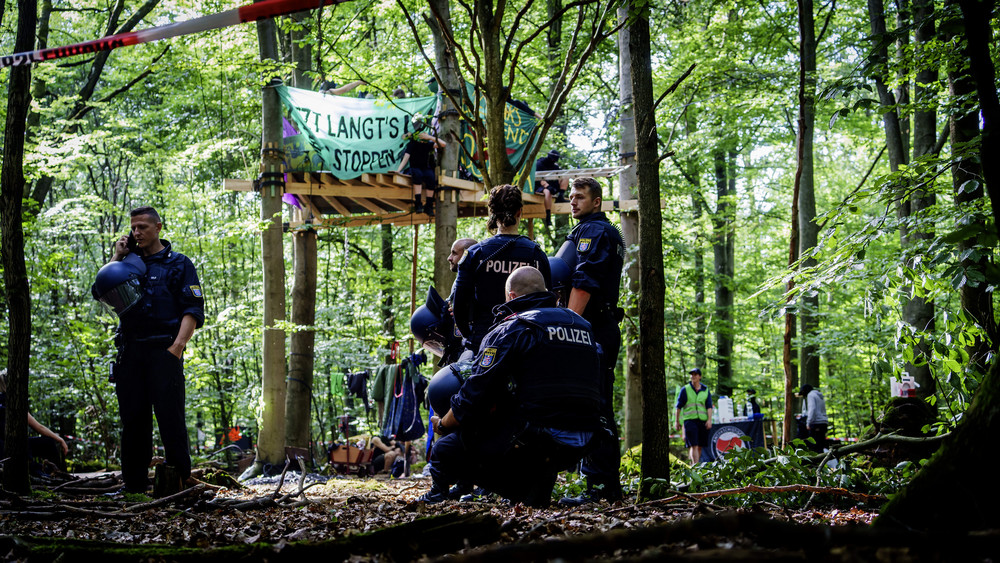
[548,255,571,292]
[410,286,453,356]
[427,363,465,416]
[91,253,146,317]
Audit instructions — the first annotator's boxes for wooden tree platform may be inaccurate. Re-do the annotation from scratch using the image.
[223,166,640,230]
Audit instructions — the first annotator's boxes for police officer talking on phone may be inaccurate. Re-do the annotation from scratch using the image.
[94,206,204,494]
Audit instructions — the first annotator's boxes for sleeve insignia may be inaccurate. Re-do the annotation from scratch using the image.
[480,347,497,367]
[577,238,592,252]
[190,285,203,298]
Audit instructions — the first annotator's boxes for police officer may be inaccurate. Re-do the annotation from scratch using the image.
[452,184,551,352]
[108,206,204,494]
[421,266,602,507]
[560,177,625,505]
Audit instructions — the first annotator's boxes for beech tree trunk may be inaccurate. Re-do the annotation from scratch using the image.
[254,11,288,471]
[797,0,820,390]
[947,15,996,370]
[0,0,38,495]
[879,0,1000,531]
[618,7,643,449]
[628,1,670,496]
[475,1,516,187]
[712,150,734,397]
[430,0,460,299]
[285,14,317,452]
[903,0,936,397]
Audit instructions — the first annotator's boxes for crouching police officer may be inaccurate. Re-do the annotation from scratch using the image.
[93,206,204,494]
[420,266,602,507]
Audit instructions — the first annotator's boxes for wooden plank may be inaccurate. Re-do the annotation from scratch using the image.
[374,197,409,212]
[322,195,352,217]
[224,179,253,191]
[283,183,415,200]
[298,195,324,220]
[353,197,384,214]
[438,174,481,192]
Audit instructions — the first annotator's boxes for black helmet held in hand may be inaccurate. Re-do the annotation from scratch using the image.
[410,286,454,356]
[91,253,147,317]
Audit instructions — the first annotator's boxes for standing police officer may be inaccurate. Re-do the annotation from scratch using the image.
[421,266,602,507]
[107,207,204,494]
[453,184,551,352]
[560,177,625,505]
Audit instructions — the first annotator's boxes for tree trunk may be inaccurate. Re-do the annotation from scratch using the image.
[254,11,288,471]
[617,7,642,449]
[430,0,460,299]
[903,0,936,397]
[284,13,317,453]
[879,0,1000,531]
[712,150,734,397]
[628,1,670,496]
[381,223,395,362]
[797,0,820,390]
[475,1,515,187]
[947,20,996,371]
[956,0,1000,230]
[868,0,909,172]
[1,0,38,495]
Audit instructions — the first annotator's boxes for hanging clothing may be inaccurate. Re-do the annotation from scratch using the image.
[346,369,371,412]
[381,358,427,441]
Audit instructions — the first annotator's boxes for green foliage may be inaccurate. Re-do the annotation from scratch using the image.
[676,446,926,508]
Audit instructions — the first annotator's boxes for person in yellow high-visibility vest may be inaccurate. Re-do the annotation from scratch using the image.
[674,368,714,464]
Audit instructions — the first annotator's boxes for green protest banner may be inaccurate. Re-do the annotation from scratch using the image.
[276,85,437,179]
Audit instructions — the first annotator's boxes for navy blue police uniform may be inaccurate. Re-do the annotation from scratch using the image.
[428,292,602,506]
[115,240,204,493]
[566,210,625,501]
[452,235,551,352]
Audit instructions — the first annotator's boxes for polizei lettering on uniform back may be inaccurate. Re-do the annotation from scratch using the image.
[484,260,540,274]
[546,326,593,345]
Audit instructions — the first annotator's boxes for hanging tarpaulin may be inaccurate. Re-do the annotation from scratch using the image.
[276,85,438,179]
[456,82,541,191]
[0,0,351,69]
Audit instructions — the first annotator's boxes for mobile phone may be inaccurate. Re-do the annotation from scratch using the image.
[126,232,138,252]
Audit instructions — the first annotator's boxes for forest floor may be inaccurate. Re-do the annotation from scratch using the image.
[6,468,983,561]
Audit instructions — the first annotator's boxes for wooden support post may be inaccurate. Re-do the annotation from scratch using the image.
[410,224,419,354]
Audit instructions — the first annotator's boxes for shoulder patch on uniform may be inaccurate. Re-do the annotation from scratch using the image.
[190,285,203,297]
[480,347,497,367]
[577,238,592,252]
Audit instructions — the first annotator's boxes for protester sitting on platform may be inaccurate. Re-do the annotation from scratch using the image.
[420,266,602,507]
[534,150,569,227]
[319,79,366,96]
[0,369,70,472]
[396,114,447,216]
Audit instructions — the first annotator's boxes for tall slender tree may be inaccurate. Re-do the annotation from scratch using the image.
[628,0,669,497]
[1,0,39,494]
[251,9,289,474]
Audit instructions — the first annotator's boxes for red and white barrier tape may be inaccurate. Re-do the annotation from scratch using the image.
[0,0,346,69]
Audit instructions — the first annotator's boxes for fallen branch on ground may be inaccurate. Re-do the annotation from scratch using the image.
[608,484,885,514]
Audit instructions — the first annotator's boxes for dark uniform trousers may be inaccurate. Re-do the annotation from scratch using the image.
[581,317,622,498]
[116,341,190,492]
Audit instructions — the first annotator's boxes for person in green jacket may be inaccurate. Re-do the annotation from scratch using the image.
[674,368,714,464]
